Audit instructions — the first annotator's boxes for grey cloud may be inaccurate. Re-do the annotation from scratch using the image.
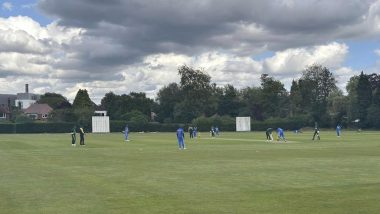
[12,0,372,101]
[38,0,376,65]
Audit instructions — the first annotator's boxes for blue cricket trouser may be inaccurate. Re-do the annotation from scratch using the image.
[177,138,185,149]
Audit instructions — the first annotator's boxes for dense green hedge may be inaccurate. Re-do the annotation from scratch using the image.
[251,116,309,131]
[191,116,235,132]
[111,121,183,132]
[0,116,308,133]
[0,122,76,133]
[190,115,308,132]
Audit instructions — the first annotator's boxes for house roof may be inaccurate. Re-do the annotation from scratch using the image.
[24,104,53,114]
[0,106,10,113]
[0,94,17,106]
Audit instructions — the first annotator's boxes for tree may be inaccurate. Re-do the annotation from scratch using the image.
[176,65,213,122]
[289,80,303,116]
[299,64,337,125]
[327,89,348,127]
[156,83,181,122]
[367,87,380,128]
[217,84,241,117]
[346,75,360,123]
[128,92,154,118]
[121,110,149,124]
[240,87,264,120]
[100,91,154,121]
[260,74,289,119]
[49,109,77,122]
[368,73,380,90]
[38,93,71,109]
[72,89,95,127]
[73,89,95,109]
[100,92,120,120]
[356,72,372,126]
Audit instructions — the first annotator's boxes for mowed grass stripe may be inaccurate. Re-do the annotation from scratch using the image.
[0,131,379,213]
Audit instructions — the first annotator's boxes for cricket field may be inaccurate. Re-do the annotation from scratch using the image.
[0,131,379,213]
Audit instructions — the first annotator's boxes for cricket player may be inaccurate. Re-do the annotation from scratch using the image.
[336,124,341,137]
[176,127,186,150]
[266,128,273,141]
[277,128,286,142]
[312,122,320,141]
[124,125,129,141]
[71,126,76,146]
[79,127,85,146]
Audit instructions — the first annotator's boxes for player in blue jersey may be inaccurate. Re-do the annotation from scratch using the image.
[176,127,186,150]
[336,124,341,137]
[276,128,286,142]
[123,125,130,141]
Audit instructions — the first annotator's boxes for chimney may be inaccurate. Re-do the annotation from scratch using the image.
[25,84,29,93]
[7,97,11,109]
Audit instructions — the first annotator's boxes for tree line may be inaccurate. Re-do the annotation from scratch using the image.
[20,64,380,129]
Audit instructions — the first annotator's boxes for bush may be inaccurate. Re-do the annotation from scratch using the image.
[121,110,149,124]
[192,115,235,131]
[110,120,182,132]
[0,123,15,133]
[251,116,309,131]
[0,122,77,133]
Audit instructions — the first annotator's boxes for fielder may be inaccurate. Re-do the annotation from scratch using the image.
[176,127,186,150]
[124,125,130,141]
[312,122,320,141]
[71,126,76,147]
[336,124,341,137]
[266,128,273,141]
[277,128,286,142]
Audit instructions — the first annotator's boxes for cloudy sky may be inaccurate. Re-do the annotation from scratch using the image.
[1,0,380,103]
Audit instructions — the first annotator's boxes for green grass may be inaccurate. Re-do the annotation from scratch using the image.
[1,131,380,213]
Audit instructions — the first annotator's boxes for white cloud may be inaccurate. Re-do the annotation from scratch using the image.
[21,4,36,9]
[375,49,380,56]
[4,0,380,104]
[2,2,12,11]
[0,14,356,104]
[334,67,358,93]
[263,42,348,75]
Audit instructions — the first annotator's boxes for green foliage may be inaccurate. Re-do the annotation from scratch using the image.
[72,89,95,127]
[38,93,71,109]
[260,74,289,118]
[327,89,348,127]
[0,123,15,133]
[110,120,182,132]
[240,87,264,120]
[367,87,380,128]
[367,105,380,128]
[300,65,337,122]
[176,65,214,122]
[156,83,181,122]
[15,114,34,123]
[192,115,235,131]
[251,116,309,131]
[0,122,76,133]
[72,89,94,109]
[100,91,153,121]
[121,110,149,124]
[356,72,372,126]
[49,108,77,122]
[217,85,242,117]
